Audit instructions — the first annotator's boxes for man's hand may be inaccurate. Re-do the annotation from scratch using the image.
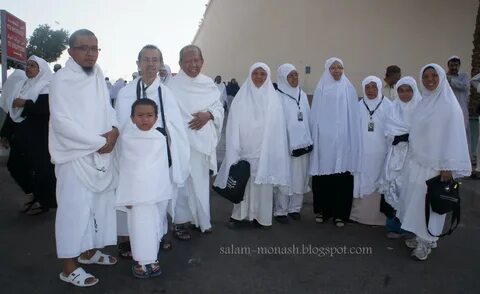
[12,98,27,108]
[188,111,212,130]
[440,170,453,182]
[98,127,119,154]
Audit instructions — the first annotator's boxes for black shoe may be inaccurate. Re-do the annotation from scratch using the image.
[228,217,241,230]
[253,219,271,230]
[288,212,301,220]
[274,215,289,224]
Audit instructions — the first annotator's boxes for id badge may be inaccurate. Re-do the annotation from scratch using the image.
[297,111,303,121]
[368,121,375,132]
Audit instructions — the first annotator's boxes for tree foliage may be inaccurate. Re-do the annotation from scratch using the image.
[26,24,69,63]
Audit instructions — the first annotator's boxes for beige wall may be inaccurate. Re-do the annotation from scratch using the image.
[193,0,478,94]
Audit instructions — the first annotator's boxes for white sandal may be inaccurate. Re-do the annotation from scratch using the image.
[59,267,99,287]
[77,250,117,265]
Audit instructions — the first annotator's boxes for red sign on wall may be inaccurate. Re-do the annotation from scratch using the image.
[5,12,27,62]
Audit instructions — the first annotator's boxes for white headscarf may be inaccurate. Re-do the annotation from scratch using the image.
[409,63,471,177]
[309,57,360,175]
[160,64,172,84]
[276,63,313,152]
[214,62,290,188]
[9,55,53,122]
[0,69,27,113]
[385,76,422,136]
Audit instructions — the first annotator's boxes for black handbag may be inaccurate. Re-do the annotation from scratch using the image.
[425,175,461,237]
[213,160,250,204]
[291,145,313,157]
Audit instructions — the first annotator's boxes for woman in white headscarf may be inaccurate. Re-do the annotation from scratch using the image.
[398,64,471,261]
[214,62,290,229]
[8,55,56,214]
[309,57,360,227]
[273,63,312,223]
[159,64,172,85]
[350,76,392,226]
[378,77,422,238]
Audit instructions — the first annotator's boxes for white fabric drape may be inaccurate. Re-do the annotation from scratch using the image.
[115,76,191,187]
[49,57,118,192]
[309,57,360,176]
[379,77,422,207]
[115,121,172,207]
[160,64,172,85]
[354,76,392,198]
[168,69,224,173]
[214,62,290,189]
[409,64,471,177]
[0,69,27,113]
[9,56,53,122]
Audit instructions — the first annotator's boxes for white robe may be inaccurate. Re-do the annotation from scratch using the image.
[50,58,118,258]
[398,64,471,242]
[115,123,172,264]
[378,76,422,209]
[168,70,224,231]
[214,62,290,226]
[354,76,392,198]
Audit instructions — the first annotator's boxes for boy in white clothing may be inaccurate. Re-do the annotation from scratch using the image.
[116,98,172,278]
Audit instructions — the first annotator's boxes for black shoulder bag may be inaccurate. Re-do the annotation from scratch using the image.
[425,175,460,237]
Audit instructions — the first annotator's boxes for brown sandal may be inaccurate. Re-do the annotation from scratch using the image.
[173,225,191,241]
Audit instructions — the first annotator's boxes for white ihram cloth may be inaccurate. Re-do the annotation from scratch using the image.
[272,63,311,216]
[214,62,290,226]
[115,122,171,264]
[309,57,360,176]
[160,64,172,85]
[115,76,190,235]
[353,76,392,198]
[378,77,422,209]
[0,69,27,113]
[50,58,118,258]
[398,64,471,242]
[9,56,52,122]
[168,70,224,231]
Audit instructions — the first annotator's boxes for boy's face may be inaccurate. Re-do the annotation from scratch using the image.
[131,104,157,131]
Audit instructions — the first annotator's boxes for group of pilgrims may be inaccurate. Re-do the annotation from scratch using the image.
[0,28,474,287]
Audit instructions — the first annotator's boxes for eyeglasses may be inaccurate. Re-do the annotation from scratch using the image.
[71,45,101,54]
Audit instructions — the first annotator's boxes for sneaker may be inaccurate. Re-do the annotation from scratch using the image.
[315,214,324,223]
[334,218,345,228]
[274,215,289,224]
[405,237,437,249]
[411,241,432,261]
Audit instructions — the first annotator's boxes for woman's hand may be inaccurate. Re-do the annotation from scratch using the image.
[12,98,27,108]
[440,170,453,182]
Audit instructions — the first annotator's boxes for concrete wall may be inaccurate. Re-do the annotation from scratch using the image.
[193,0,478,94]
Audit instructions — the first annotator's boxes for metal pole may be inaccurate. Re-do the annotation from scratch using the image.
[1,10,8,86]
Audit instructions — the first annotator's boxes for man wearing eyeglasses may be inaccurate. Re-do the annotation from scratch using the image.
[49,29,119,287]
[114,45,190,262]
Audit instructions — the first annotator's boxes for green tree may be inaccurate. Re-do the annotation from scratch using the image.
[26,24,69,63]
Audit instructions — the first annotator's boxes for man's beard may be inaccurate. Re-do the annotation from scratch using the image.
[81,66,94,75]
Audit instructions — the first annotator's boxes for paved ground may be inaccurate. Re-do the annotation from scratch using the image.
[1,119,480,293]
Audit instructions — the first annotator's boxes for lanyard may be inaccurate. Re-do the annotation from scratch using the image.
[278,88,302,110]
[362,96,384,119]
[136,79,151,99]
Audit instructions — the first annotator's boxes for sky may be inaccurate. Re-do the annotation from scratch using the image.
[0,0,209,82]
